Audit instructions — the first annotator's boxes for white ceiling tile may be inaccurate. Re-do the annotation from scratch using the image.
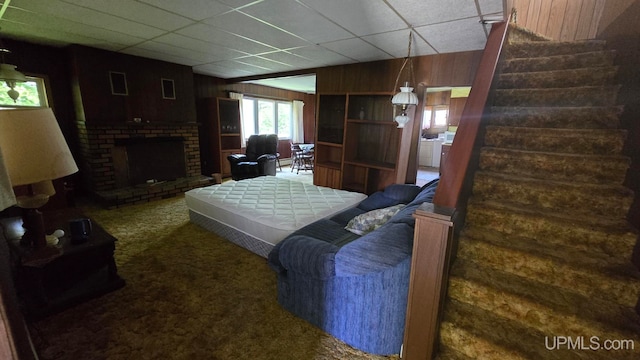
[320,38,392,62]
[130,40,225,63]
[137,0,233,21]
[386,0,478,27]
[299,0,407,36]
[415,18,488,54]
[361,30,436,58]
[3,6,146,47]
[260,51,319,69]
[287,45,353,67]
[0,18,127,51]
[203,10,309,49]
[235,56,293,72]
[11,0,164,39]
[217,0,264,9]
[241,0,352,44]
[176,23,276,54]
[212,59,272,74]
[478,0,504,15]
[61,0,194,31]
[154,33,247,60]
[121,47,200,66]
[194,62,253,78]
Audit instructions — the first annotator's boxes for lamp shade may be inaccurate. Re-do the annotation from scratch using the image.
[0,63,27,83]
[0,108,78,187]
[391,84,419,106]
[0,146,16,211]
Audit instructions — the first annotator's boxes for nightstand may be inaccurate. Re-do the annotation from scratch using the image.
[1,213,125,320]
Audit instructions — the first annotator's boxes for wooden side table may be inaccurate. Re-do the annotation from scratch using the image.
[1,213,125,320]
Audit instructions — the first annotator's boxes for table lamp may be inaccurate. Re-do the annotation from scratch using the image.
[0,108,78,248]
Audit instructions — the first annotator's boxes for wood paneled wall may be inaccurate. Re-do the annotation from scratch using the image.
[508,0,606,40]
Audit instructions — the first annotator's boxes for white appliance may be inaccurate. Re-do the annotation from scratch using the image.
[444,131,456,144]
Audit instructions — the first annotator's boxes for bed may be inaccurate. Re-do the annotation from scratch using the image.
[185,176,367,258]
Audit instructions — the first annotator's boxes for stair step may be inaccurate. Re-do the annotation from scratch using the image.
[484,126,626,155]
[488,106,622,129]
[439,320,530,360]
[464,200,637,259]
[455,235,640,308]
[472,171,634,218]
[479,147,630,185]
[497,67,617,89]
[442,301,604,360]
[502,51,615,72]
[449,258,640,336]
[506,40,607,58]
[507,24,552,43]
[493,86,620,107]
[448,265,640,359]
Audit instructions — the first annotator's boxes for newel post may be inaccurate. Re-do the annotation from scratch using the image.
[402,202,455,359]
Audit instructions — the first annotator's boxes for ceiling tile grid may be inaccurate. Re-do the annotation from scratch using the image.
[0,0,504,90]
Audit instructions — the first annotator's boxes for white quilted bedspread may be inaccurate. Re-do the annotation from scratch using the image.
[184,176,367,245]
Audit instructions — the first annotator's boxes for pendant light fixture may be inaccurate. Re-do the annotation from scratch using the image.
[0,1,26,102]
[391,32,419,128]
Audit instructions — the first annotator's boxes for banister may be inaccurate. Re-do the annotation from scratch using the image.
[433,20,510,208]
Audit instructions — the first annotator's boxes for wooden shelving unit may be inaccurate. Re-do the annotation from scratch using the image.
[314,92,407,194]
[197,97,242,178]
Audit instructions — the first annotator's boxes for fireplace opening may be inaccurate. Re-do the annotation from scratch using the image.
[113,137,187,187]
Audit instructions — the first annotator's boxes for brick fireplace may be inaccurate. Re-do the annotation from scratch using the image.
[75,121,213,208]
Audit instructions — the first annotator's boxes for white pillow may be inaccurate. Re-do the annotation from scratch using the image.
[344,204,405,235]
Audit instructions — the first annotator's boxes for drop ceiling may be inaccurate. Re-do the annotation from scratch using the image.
[0,0,504,93]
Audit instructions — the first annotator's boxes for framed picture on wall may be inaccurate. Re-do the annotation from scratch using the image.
[109,71,128,96]
[161,78,175,100]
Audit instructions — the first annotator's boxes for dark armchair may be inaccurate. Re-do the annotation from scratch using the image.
[227,134,278,180]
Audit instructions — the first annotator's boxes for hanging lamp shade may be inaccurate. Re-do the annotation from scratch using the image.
[391,82,419,107]
[0,63,26,83]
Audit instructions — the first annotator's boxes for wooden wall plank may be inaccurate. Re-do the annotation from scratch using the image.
[560,0,583,40]
[537,0,553,35]
[589,0,607,38]
[574,0,598,40]
[512,0,608,41]
[548,0,569,40]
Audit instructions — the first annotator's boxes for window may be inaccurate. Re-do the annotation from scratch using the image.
[0,76,49,108]
[242,97,292,138]
[422,105,448,131]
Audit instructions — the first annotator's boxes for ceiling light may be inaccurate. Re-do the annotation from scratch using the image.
[391,32,419,128]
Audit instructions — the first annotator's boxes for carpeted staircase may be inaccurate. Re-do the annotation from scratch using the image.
[436,26,640,359]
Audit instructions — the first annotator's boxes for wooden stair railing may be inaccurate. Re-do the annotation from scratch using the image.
[433,19,510,209]
[402,19,511,360]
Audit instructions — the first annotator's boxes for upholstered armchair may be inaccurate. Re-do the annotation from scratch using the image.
[227,134,278,181]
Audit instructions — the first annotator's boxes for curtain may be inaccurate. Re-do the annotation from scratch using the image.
[229,92,246,147]
[292,100,304,143]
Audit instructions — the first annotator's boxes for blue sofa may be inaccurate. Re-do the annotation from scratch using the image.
[268,179,439,355]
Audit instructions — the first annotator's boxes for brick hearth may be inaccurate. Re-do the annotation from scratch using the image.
[75,121,214,208]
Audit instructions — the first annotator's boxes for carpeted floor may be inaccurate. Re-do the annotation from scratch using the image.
[31,193,399,360]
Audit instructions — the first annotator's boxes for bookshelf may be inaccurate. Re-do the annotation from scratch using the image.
[314,93,406,194]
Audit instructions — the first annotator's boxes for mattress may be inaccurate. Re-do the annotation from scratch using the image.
[185,176,367,255]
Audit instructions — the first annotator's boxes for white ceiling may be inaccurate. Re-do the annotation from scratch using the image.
[0,0,504,93]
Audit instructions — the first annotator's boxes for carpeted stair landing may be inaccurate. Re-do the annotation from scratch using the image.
[437,26,640,359]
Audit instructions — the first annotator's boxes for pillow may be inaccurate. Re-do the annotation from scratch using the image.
[357,184,421,212]
[383,184,421,202]
[344,204,405,235]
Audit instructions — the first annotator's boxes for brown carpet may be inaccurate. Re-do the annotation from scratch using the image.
[32,195,399,360]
